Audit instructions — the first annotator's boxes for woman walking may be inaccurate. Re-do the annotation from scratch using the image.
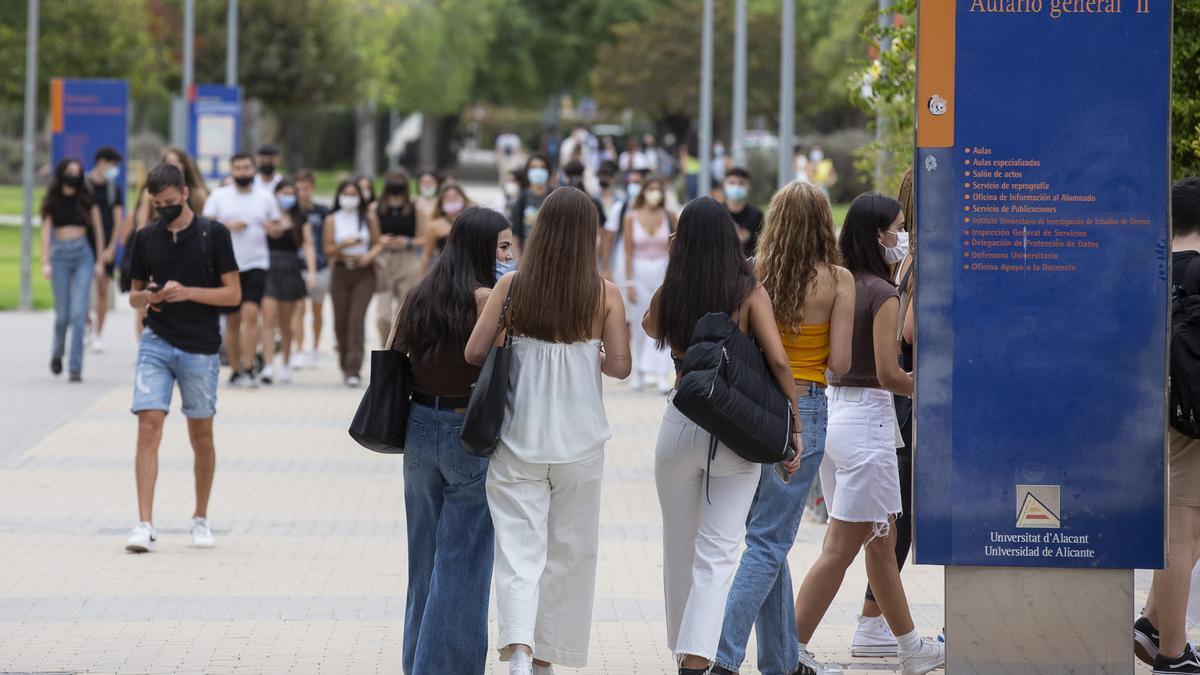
[465,187,631,675]
[642,197,802,674]
[790,192,944,675]
[323,179,381,387]
[41,158,105,381]
[711,181,855,675]
[420,184,471,275]
[374,169,421,344]
[260,180,317,384]
[393,207,513,675]
[623,176,676,392]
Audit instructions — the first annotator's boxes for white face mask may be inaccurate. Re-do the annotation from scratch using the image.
[644,189,663,207]
[419,185,437,198]
[626,183,642,200]
[810,149,825,162]
[339,195,360,211]
[103,166,120,181]
[503,181,520,197]
[881,230,910,264]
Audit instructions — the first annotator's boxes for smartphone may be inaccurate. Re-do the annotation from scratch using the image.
[773,447,797,484]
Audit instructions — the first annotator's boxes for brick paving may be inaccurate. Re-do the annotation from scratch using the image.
[0,307,1172,674]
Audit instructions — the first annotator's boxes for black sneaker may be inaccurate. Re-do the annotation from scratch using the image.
[1154,643,1200,674]
[50,357,62,376]
[228,370,242,386]
[1136,615,1161,665]
[709,667,736,675]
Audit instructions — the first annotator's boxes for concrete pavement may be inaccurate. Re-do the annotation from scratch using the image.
[0,304,1169,674]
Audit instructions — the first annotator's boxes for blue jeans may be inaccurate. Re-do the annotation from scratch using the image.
[714,384,828,675]
[403,402,494,675]
[50,237,95,374]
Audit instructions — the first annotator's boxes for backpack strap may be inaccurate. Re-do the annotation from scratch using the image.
[1183,256,1200,298]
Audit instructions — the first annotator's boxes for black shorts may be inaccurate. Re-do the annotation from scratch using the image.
[239,269,267,306]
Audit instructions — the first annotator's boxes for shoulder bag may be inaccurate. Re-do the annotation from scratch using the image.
[460,277,516,457]
[347,316,412,454]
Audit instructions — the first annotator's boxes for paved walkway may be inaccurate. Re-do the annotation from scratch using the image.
[0,305,1169,674]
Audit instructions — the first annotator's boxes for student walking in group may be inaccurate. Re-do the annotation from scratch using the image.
[791,193,944,675]
[393,207,513,675]
[324,179,382,387]
[259,180,317,384]
[711,181,855,675]
[509,154,554,248]
[374,169,421,344]
[86,146,125,353]
[41,158,105,382]
[641,197,802,675]
[289,170,331,370]
[202,153,282,387]
[465,187,631,675]
[415,169,441,235]
[624,176,677,392]
[123,163,241,553]
[853,168,921,658]
[420,184,471,275]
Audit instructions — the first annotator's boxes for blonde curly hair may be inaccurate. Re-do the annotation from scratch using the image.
[755,181,840,332]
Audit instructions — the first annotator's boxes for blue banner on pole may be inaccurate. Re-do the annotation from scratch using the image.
[188,85,242,183]
[912,0,1169,570]
[50,79,128,195]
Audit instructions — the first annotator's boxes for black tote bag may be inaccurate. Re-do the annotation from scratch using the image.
[348,348,413,454]
[460,279,516,457]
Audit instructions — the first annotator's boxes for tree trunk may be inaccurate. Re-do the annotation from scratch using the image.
[354,100,377,178]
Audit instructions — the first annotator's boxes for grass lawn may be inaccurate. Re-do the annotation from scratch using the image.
[0,225,51,310]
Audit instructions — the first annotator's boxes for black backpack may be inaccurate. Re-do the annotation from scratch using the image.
[1170,256,1200,437]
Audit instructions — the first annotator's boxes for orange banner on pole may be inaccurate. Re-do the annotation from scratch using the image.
[916,0,955,148]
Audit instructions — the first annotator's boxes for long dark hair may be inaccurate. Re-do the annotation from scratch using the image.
[509,187,603,343]
[839,191,901,282]
[396,207,509,359]
[274,179,303,247]
[40,158,92,222]
[656,197,755,352]
[333,179,368,229]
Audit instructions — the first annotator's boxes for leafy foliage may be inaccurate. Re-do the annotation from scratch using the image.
[849,0,915,195]
[1175,0,1200,180]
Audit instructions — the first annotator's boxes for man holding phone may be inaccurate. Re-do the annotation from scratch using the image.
[124,163,241,553]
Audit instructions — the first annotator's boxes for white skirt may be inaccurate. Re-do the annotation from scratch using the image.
[819,386,903,527]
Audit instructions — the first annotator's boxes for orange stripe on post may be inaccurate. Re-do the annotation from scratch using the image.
[916,0,956,148]
[50,78,64,134]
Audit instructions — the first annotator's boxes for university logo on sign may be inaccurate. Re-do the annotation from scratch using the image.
[1016,485,1061,529]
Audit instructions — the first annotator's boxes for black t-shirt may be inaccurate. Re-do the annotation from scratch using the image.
[267,210,300,253]
[303,203,331,269]
[88,178,123,246]
[511,189,551,245]
[129,217,239,354]
[1173,251,1200,298]
[378,203,417,238]
[728,203,764,257]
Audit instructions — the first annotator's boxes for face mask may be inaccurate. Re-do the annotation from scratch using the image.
[495,258,517,280]
[103,166,120,181]
[259,164,276,176]
[881,230,910,264]
[644,189,663,207]
[599,178,611,189]
[385,182,406,196]
[156,204,184,224]
[528,167,549,186]
[810,149,825,162]
[420,185,437,198]
[626,183,642,200]
[503,182,520,197]
[63,174,83,188]
[278,195,297,210]
[234,175,254,188]
[339,196,360,211]
[724,184,748,202]
[442,200,465,216]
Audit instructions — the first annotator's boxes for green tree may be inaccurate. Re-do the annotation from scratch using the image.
[849,0,915,194]
[1175,0,1200,179]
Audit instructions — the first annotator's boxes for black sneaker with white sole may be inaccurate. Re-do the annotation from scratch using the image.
[1154,643,1200,674]
[1136,615,1161,666]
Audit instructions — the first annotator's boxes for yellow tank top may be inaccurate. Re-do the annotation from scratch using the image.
[781,323,831,386]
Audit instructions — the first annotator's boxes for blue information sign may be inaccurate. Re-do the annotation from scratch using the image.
[188,85,243,182]
[50,79,129,195]
[913,0,1169,569]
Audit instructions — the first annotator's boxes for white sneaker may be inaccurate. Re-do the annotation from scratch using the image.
[279,365,293,384]
[259,365,274,385]
[240,371,259,389]
[798,648,842,675]
[899,637,946,675]
[125,522,157,553]
[308,349,322,367]
[191,517,215,548]
[509,650,533,675]
[852,614,899,657]
[292,352,307,370]
[345,375,362,388]
[91,335,105,353]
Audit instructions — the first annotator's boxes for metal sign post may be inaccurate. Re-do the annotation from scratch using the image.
[913,0,1171,672]
[19,0,38,312]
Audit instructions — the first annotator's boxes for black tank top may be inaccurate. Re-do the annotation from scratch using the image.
[378,204,416,238]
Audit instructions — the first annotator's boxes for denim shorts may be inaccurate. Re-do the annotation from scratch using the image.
[131,329,220,418]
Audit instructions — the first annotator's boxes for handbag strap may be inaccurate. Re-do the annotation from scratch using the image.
[491,274,517,347]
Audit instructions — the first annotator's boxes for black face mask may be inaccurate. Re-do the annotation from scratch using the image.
[234,175,254,188]
[63,174,83,188]
[385,182,407,196]
[259,163,276,176]
[157,204,184,224]
[599,178,612,189]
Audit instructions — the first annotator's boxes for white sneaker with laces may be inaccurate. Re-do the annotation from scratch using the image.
[899,637,946,675]
[279,365,293,384]
[125,522,157,553]
[509,650,533,675]
[852,614,899,657]
[191,517,215,548]
[92,335,105,353]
